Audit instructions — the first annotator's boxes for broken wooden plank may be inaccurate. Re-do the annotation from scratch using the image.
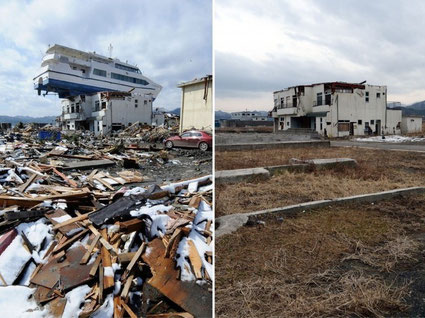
[52,167,78,188]
[61,159,115,171]
[52,214,89,230]
[18,173,38,193]
[122,243,146,281]
[80,234,101,265]
[101,244,114,290]
[120,273,134,300]
[53,229,89,254]
[187,240,203,280]
[142,239,211,318]
[89,254,102,277]
[121,300,137,318]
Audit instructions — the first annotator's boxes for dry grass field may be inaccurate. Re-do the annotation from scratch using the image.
[216,147,425,217]
[216,194,425,317]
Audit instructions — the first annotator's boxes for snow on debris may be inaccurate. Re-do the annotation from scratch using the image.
[355,135,425,143]
[62,284,91,318]
[0,286,49,317]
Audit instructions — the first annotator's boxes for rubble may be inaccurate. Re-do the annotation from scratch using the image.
[0,124,213,317]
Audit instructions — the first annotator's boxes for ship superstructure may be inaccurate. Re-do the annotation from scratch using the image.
[33,44,162,99]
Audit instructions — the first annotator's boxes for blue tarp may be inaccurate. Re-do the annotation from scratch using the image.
[38,131,61,140]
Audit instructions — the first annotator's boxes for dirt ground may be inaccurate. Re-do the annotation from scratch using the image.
[215,147,425,217]
[216,194,425,317]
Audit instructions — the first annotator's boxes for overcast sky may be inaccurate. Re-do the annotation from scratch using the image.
[215,0,425,112]
[0,0,211,117]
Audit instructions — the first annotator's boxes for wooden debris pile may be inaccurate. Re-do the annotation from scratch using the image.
[0,174,213,317]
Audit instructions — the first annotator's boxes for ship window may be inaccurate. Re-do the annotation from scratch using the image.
[93,69,107,77]
[111,73,149,85]
[115,63,140,73]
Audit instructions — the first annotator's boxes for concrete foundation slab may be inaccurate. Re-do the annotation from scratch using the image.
[215,168,270,184]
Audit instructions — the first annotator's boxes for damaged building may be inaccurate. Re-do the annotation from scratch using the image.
[178,75,212,133]
[271,81,417,137]
[33,44,162,135]
[60,91,153,135]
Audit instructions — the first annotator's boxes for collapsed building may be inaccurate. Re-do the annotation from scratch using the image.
[271,81,421,137]
[33,44,162,135]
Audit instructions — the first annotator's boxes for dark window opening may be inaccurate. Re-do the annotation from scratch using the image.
[376,92,380,98]
[316,92,323,106]
[101,102,106,109]
[371,120,375,125]
[358,120,362,125]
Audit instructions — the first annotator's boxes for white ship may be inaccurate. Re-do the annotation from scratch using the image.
[33,44,162,99]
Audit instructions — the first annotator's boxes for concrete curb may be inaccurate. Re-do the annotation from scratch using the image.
[216,158,357,184]
[216,140,330,151]
[215,187,425,238]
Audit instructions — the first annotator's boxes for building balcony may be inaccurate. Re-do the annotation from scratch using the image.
[311,104,330,113]
[63,113,85,120]
[276,107,298,116]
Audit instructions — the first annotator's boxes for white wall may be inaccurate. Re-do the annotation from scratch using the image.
[401,116,423,134]
[180,78,212,132]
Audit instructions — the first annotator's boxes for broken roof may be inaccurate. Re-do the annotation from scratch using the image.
[273,81,371,94]
[177,75,212,88]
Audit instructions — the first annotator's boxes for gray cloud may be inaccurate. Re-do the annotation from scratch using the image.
[216,0,425,110]
[0,0,211,116]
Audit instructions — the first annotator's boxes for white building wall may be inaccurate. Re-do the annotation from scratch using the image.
[401,116,422,134]
[179,78,212,133]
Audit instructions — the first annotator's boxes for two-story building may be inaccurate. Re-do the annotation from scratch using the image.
[60,91,153,135]
[271,82,403,137]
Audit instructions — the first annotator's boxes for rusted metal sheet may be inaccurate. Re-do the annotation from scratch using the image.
[31,255,70,289]
[142,239,212,318]
[60,245,94,291]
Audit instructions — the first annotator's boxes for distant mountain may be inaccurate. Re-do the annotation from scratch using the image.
[396,101,425,117]
[215,110,231,120]
[0,115,56,125]
[169,108,180,115]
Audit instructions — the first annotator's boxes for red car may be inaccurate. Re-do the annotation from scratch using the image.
[164,130,212,151]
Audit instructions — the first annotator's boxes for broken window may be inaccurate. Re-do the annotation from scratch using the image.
[286,96,291,107]
[316,93,323,106]
[325,93,331,105]
[292,95,297,108]
[365,92,369,103]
